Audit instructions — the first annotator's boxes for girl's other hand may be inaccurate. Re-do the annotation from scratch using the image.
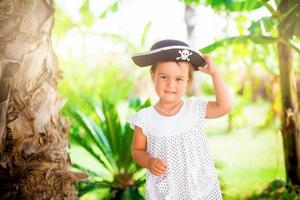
[198,55,217,75]
[148,157,167,176]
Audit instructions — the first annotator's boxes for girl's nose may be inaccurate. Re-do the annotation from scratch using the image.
[168,80,174,86]
[167,80,176,87]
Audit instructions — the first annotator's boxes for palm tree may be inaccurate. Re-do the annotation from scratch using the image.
[276,0,300,185]
[65,97,150,199]
[0,1,85,199]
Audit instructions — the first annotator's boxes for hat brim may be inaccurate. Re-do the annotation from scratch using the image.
[131,46,207,70]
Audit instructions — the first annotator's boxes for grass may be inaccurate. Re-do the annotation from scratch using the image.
[206,101,286,199]
[208,129,285,199]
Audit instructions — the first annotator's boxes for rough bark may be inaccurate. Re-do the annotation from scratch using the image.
[278,40,300,185]
[0,0,85,199]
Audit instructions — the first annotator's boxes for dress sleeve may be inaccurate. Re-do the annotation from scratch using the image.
[127,110,149,137]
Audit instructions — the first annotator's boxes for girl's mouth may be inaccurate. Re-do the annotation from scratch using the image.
[164,90,176,94]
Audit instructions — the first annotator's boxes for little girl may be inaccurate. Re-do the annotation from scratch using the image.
[128,39,232,200]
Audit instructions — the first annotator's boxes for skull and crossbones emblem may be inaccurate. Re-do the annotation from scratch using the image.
[176,49,192,61]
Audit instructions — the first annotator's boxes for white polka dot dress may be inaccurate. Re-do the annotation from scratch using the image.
[128,97,223,200]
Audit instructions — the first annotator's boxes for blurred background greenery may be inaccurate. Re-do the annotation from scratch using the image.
[52,0,300,199]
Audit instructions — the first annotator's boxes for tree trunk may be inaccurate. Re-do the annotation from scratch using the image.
[278,39,300,185]
[0,0,85,199]
[184,5,201,97]
[184,5,197,44]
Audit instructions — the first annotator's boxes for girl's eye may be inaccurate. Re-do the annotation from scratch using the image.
[176,78,183,82]
[160,76,167,79]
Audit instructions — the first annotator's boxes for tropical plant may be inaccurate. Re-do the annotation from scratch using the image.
[0,1,85,199]
[64,97,151,199]
[182,0,300,185]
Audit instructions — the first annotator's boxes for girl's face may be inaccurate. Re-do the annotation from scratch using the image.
[151,61,190,104]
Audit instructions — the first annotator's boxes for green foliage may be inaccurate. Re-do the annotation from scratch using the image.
[277,0,300,38]
[247,179,300,200]
[200,0,300,55]
[58,60,134,116]
[197,0,300,131]
[248,17,278,36]
[54,0,121,36]
[200,24,282,129]
[180,0,265,10]
[200,35,278,53]
[179,0,201,5]
[54,7,77,36]
[79,0,94,28]
[141,21,152,49]
[100,2,120,18]
[206,0,264,11]
[65,97,151,198]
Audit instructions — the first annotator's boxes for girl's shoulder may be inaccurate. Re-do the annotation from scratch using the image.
[184,97,208,108]
[128,105,152,124]
[128,106,152,136]
[184,97,208,119]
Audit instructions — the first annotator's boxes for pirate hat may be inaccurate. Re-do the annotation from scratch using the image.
[131,39,207,70]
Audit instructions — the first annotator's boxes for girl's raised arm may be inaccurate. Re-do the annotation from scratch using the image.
[198,55,232,118]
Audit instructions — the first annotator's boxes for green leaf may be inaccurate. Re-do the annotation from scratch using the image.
[179,0,201,6]
[277,1,300,38]
[206,0,265,11]
[54,7,77,36]
[101,98,121,158]
[120,124,135,171]
[68,108,117,173]
[77,180,111,197]
[200,35,277,53]
[82,98,116,161]
[70,129,114,174]
[121,187,144,200]
[72,163,99,177]
[128,96,142,109]
[141,21,152,48]
[250,35,278,43]
[248,17,277,35]
[79,0,94,28]
[100,1,120,18]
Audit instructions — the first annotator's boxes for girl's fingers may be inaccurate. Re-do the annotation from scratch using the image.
[156,163,167,171]
[154,164,166,172]
[203,55,213,65]
[154,172,161,176]
[203,54,211,60]
[159,160,167,168]
[150,158,167,176]
[153,169,165,176]
[198,67,208,73]
[152,169,161,176]
[158,165,167,171]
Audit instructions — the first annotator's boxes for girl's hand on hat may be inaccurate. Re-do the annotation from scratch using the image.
[148,157,168,176]
[198,55,217,75]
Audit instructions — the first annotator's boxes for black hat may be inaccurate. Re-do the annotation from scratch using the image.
[131,39,207,70]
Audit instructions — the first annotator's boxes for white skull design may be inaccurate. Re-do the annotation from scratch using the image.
[176,49,192,61]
